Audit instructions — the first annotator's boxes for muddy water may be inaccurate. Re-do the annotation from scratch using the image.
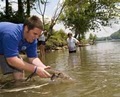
[1,41,120,97]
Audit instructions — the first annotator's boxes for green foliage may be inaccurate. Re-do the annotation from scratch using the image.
[45,29,67,50]
[0,0,35,23]
[88,33,97,45]
[96,29,120,41]
[89,33,94,40]
[60,0,120,40]
[80,39,88,44]
[110,29,120,39]
[96,36,112,41]
[0,12,26,23]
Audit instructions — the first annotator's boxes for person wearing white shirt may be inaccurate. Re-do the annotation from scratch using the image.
[67,32,80,53]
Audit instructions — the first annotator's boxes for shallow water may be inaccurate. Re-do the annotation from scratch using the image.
[1,41,120,97]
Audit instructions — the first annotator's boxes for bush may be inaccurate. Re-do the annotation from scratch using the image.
[45,30,67,50]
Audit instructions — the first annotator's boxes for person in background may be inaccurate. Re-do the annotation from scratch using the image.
[38,32,46,63]
[67,32,80,53]
[0,15,51,81]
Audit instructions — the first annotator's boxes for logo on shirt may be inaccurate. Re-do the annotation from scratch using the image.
[21,46,27,51]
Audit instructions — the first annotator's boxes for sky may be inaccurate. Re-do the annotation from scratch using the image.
[0,0,120,38]
[31,0,60,18]
[87,18,120,38]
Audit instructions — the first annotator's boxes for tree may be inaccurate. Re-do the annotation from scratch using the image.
[33,0,65,41]
[0,0,37,22]
[60,0,120,40]
[88,33,97,45]
[0,0,13,21]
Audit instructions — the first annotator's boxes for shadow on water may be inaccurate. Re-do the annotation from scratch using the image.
[1,41,120,97]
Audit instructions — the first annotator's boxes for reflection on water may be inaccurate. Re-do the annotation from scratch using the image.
[68,50,81,69]
[1,41,120,97]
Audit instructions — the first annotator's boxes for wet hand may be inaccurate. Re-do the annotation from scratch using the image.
[36,67,51,78]
[44,66,51,69]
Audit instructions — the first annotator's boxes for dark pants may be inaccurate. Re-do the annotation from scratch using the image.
[0,55,23,75]
[37,41,45,46]
[69,50,76,53]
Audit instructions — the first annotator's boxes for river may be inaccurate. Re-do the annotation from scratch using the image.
[1,41,120,97]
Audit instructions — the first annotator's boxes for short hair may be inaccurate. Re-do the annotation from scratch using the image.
[67,32,72,36]
[24,15,43,31]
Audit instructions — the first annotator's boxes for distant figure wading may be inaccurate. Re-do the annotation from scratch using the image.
[67,32,80,53]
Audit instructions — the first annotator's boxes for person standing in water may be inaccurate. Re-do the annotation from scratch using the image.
[67,32,80,53]
[38,32,46,63]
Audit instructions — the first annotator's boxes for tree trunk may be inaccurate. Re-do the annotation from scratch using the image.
[5,0,9,17]
[26,0,30,17]
[18,0,24,17]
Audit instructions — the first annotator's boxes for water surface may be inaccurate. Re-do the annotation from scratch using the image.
[1,41,120,97]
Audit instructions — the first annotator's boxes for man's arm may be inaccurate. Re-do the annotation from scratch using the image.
[74,38,80,45]
[28,57,50,69]
[6,56,51,78]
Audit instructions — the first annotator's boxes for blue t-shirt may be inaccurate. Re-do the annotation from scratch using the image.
[0,22,38,58]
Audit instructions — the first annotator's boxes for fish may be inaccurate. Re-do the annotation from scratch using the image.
[0,68,75,93]
[45,68,74,81]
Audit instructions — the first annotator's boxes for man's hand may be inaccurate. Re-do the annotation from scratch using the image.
[36,67,51,78]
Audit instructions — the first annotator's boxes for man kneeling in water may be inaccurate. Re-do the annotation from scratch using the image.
[0,15,51,81]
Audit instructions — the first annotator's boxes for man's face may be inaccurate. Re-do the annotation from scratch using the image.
[24,26,42,43]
